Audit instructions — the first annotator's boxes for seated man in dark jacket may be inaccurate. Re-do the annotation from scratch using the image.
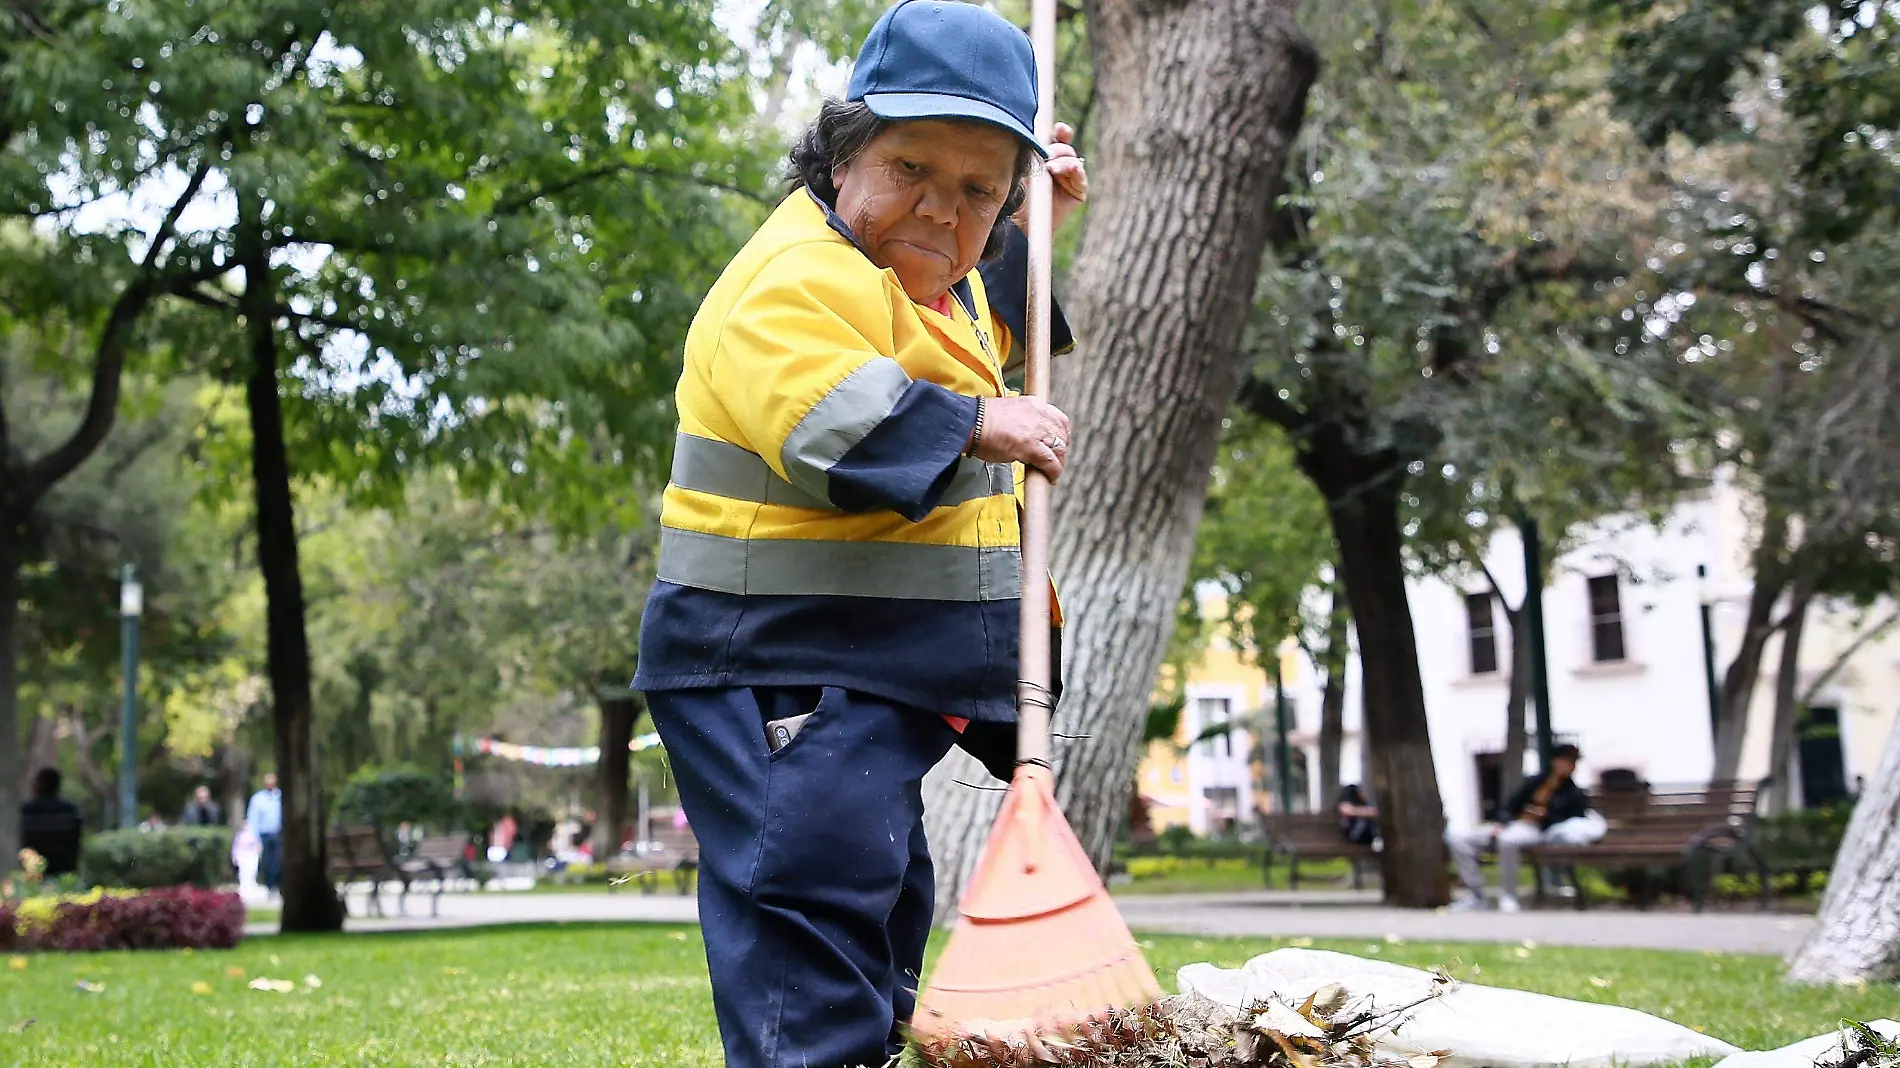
[20,767,85,877]
[1445,744,1606,912]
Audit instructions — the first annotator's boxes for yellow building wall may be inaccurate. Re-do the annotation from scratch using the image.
[1136,594,1303,833]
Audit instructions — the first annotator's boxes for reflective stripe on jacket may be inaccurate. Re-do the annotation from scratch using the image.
[634,190,1066,721]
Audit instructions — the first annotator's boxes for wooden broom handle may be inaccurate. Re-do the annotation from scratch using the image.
[1015,0,1058,769]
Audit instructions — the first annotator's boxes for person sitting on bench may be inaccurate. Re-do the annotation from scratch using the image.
[20,767,84,877]
[1336,784,1379,846]
[1446,744,1606,912]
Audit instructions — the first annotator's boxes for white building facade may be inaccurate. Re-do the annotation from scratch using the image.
[1175,474,1899,833]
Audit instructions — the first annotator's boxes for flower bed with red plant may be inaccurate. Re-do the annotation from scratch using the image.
[4,887,244,952]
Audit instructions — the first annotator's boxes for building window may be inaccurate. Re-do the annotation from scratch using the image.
[1587,574,1626,662]
[1195,696,1233,757]
[1465,591,1499,675]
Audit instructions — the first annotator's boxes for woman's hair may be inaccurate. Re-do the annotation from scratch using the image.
[785,98,1034,262]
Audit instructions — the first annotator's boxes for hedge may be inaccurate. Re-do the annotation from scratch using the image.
[81,827,234,890]
[2,887,244,952]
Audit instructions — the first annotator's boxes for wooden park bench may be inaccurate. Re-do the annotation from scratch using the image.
[605,822,701,895]
[388,834,475,918]
[1523,779,1771,912]
[326,825,394,917]
[1261,812,1378,890]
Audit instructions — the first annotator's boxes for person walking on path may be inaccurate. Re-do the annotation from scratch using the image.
[181,785,223,827]
[631,3,1088,1064]
[245,773,284,896]
[1446,743,1607,912]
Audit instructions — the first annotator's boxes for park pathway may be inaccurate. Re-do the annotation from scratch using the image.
[255,888,1814,956]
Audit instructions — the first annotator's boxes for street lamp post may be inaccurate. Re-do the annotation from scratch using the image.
[119,564,143,830]
[1697,564,1722,741]
[1273,646,1293,816]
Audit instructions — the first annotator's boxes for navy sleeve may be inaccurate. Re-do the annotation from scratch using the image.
[826,381,978,521]
[979,220,1076,361]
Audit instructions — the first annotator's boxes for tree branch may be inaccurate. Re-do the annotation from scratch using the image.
[14,157,214,505]
[1236,374,1311,433]
[1799,605,1900,705]
[493,161,771,216]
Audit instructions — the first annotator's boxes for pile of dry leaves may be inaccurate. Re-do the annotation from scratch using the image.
[914,975,1454,1068]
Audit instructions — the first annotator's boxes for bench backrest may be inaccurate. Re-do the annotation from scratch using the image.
[326,825,387,874]
[407,835,469,864]
[1264,812,1365,850]
[1594,780,1762,840]
[637,823,699,860]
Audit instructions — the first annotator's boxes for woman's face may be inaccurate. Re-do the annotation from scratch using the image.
[832,119,1021,304]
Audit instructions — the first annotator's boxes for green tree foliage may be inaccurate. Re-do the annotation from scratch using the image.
[6,0,769,928]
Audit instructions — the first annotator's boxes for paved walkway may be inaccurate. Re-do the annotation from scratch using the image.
[1114,892,1813,956]
[253,889,1812,956]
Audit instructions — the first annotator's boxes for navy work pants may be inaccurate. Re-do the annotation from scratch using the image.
[646,686,959,1068]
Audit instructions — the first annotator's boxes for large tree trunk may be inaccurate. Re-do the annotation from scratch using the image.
[1764,580,1816,814]
[1501,602,1531,807]
[0,535,22,870]
[595,693,638,858]
[239,202,344,933]
[1786,715,1900,983]
[1320,473,1451,907]
[921,0,1317,915]
[1316,596,1350,806]
[1713,513,1790,781]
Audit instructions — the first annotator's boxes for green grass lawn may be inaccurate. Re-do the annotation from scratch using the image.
[1115,855,1359,895]
[3,924,1892,1067]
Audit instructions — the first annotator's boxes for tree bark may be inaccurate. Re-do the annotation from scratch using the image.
[0,535,22,870]
[1318,471,1451,907]
[1501,600,1531,807]
[1786,715,1900,983]
[1316,596,1350,806]
[1713,512,1790,782]
[921,0,1317,915]
[238,199,344,933]
[595,693,639,857]
[1764,579,1816,813]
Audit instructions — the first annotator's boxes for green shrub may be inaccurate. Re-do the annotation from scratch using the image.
[1755,804,1852,873]
[1136,824,1259,860]
[334,764,463,837]
[81,827,233,889]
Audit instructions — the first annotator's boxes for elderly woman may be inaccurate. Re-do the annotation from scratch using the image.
[630,2,1087,1066]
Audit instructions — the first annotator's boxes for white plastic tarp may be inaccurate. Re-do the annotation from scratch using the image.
[1712,1021,1900,1068]
[1178,948,1742,1068]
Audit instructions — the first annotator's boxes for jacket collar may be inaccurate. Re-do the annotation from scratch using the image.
[804,188,981,325]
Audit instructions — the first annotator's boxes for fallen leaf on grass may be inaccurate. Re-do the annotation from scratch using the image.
[10,1019,33,1033]
[1519,940,1539,951]
[303,975,323,989]
[247,978,295,994]
[1514,947,1532,959]
[442,967,464,975]
[1289,936,1315,948]
[7,956,25,971]
[191,981,214,995]
[1589,976,1613,988]
[225,966,246,978]
[75,980,106,994]
[1384,933,1407,945]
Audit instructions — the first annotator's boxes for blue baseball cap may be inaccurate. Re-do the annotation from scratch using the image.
[847,1,1048,158]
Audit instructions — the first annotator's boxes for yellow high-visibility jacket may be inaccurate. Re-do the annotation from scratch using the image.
[634,190,1068,725]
